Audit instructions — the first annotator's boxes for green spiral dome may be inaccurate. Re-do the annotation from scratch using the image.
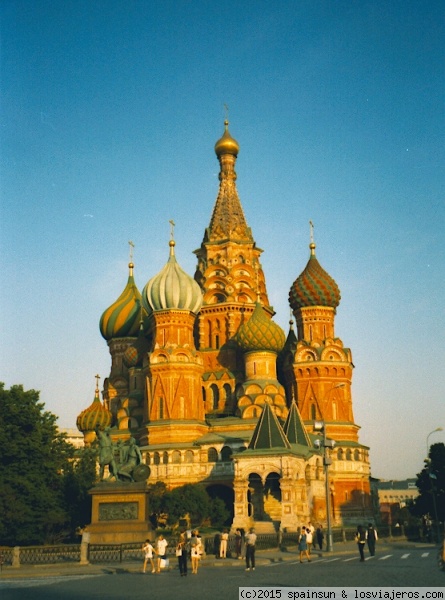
[99,263,144,341]
[76,394,112,433]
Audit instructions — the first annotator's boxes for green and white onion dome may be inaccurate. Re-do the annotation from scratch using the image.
[142,240,203,314]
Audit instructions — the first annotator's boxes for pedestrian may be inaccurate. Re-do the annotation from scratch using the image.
[190,530,202,574]
[235,528,243,559]
[155,534,168,573]
[316,525,324,550]
[244,527,257,571]
[298,527,311,563]
[142,539,155,573]
[306,525,313,555]
[176,531,188,577]
[213,531,221,558]
[356,525,366,562]
[366,523,378,557]
[220,529,229,558]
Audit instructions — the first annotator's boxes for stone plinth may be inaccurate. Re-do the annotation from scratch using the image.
[88,482,153,544]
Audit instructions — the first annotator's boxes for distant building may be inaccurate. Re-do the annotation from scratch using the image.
[377,479,419,524]
[76,121,373,530]
[60,427,84,449]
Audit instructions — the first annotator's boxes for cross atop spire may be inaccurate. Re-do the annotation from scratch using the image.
[309,220,314,244]
[94,374,100,399]
[169,219,175,241]
[128,240,135,262]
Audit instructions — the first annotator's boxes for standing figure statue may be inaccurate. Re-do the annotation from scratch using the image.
[117,437,142,481]
[96,426,118,481]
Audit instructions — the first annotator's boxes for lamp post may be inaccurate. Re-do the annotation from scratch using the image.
[426,427,443,458]
[314,420,336,552]
[426,427,443,544]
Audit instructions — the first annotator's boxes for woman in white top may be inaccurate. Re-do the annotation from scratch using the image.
[190,531,202,574]
[155,534,168,573]
[142,539,155,573]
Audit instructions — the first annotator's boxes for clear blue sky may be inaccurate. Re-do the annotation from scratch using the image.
[1,1,444,480]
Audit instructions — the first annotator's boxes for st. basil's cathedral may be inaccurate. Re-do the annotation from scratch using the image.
[77,121,373,539]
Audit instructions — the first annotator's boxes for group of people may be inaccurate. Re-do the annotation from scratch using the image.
[298,522,326,562]
[143,522,378,574]
[143,530,204,576]
[213,527,257,570]
[355,523,378,561]
[142,534,168,574]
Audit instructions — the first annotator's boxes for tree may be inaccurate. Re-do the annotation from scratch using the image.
[0,383,75,545]
[148,482,229,529]
[410,442,445,526]
[63,446,97,537]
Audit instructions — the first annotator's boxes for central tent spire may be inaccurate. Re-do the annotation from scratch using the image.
[206,120,253,243]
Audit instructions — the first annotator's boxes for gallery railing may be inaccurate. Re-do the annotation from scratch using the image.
[0,525,425,568]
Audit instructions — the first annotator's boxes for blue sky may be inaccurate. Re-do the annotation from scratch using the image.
[1,0,444,480]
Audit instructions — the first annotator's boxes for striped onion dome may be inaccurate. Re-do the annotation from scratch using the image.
[289,243,341,310]
[142,240,203,314]
[76,387,112,434]
[237,302,285,353]
[99,263,144,340]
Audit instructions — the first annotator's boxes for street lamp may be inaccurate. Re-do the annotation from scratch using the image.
[426,427,443,458]
[426,427,443,544]
[314,421,336,552]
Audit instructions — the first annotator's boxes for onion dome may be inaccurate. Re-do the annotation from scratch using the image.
[76,379,112,434]
[237,302,286,353]
[142,240,203,314]
[214,120,239,157]
[123,321,150,368]
[100,262,144,340]
[289,243,341,310]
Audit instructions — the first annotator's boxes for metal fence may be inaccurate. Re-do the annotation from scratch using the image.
[0,525,425,568]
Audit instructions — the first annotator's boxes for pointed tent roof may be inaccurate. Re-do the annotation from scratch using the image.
[248,402,291,450]
[283,400,312,447]
[206,121,253,244]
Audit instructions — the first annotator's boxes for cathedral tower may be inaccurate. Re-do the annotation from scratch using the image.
[140,237,206,445]
[194,121,272,416]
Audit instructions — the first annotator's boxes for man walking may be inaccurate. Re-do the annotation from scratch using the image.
[366,523,378,556]
[245,527,257,571]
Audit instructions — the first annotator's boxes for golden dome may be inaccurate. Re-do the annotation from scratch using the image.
[214,120,239,157]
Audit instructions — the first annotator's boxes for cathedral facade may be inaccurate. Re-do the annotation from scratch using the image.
[77,121,372,531]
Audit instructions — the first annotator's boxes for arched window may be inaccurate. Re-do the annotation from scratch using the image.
[207,447,218,462]
[354,449,360,461]
[221,446,232,462]
[346,449,352,461]
[153,452,160,465]
[162,451,169,464]
[185,450,194,463]
[211,384,219,411]
[337,448,344,460]
[172,450,181,464]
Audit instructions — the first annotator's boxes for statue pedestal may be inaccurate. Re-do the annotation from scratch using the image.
[87,482,154,544]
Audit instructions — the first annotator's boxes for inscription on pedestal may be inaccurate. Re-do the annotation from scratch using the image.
[99,502,138,521]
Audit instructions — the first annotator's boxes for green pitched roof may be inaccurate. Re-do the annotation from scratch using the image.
[283,401,312,447]
[248,403,291,450]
